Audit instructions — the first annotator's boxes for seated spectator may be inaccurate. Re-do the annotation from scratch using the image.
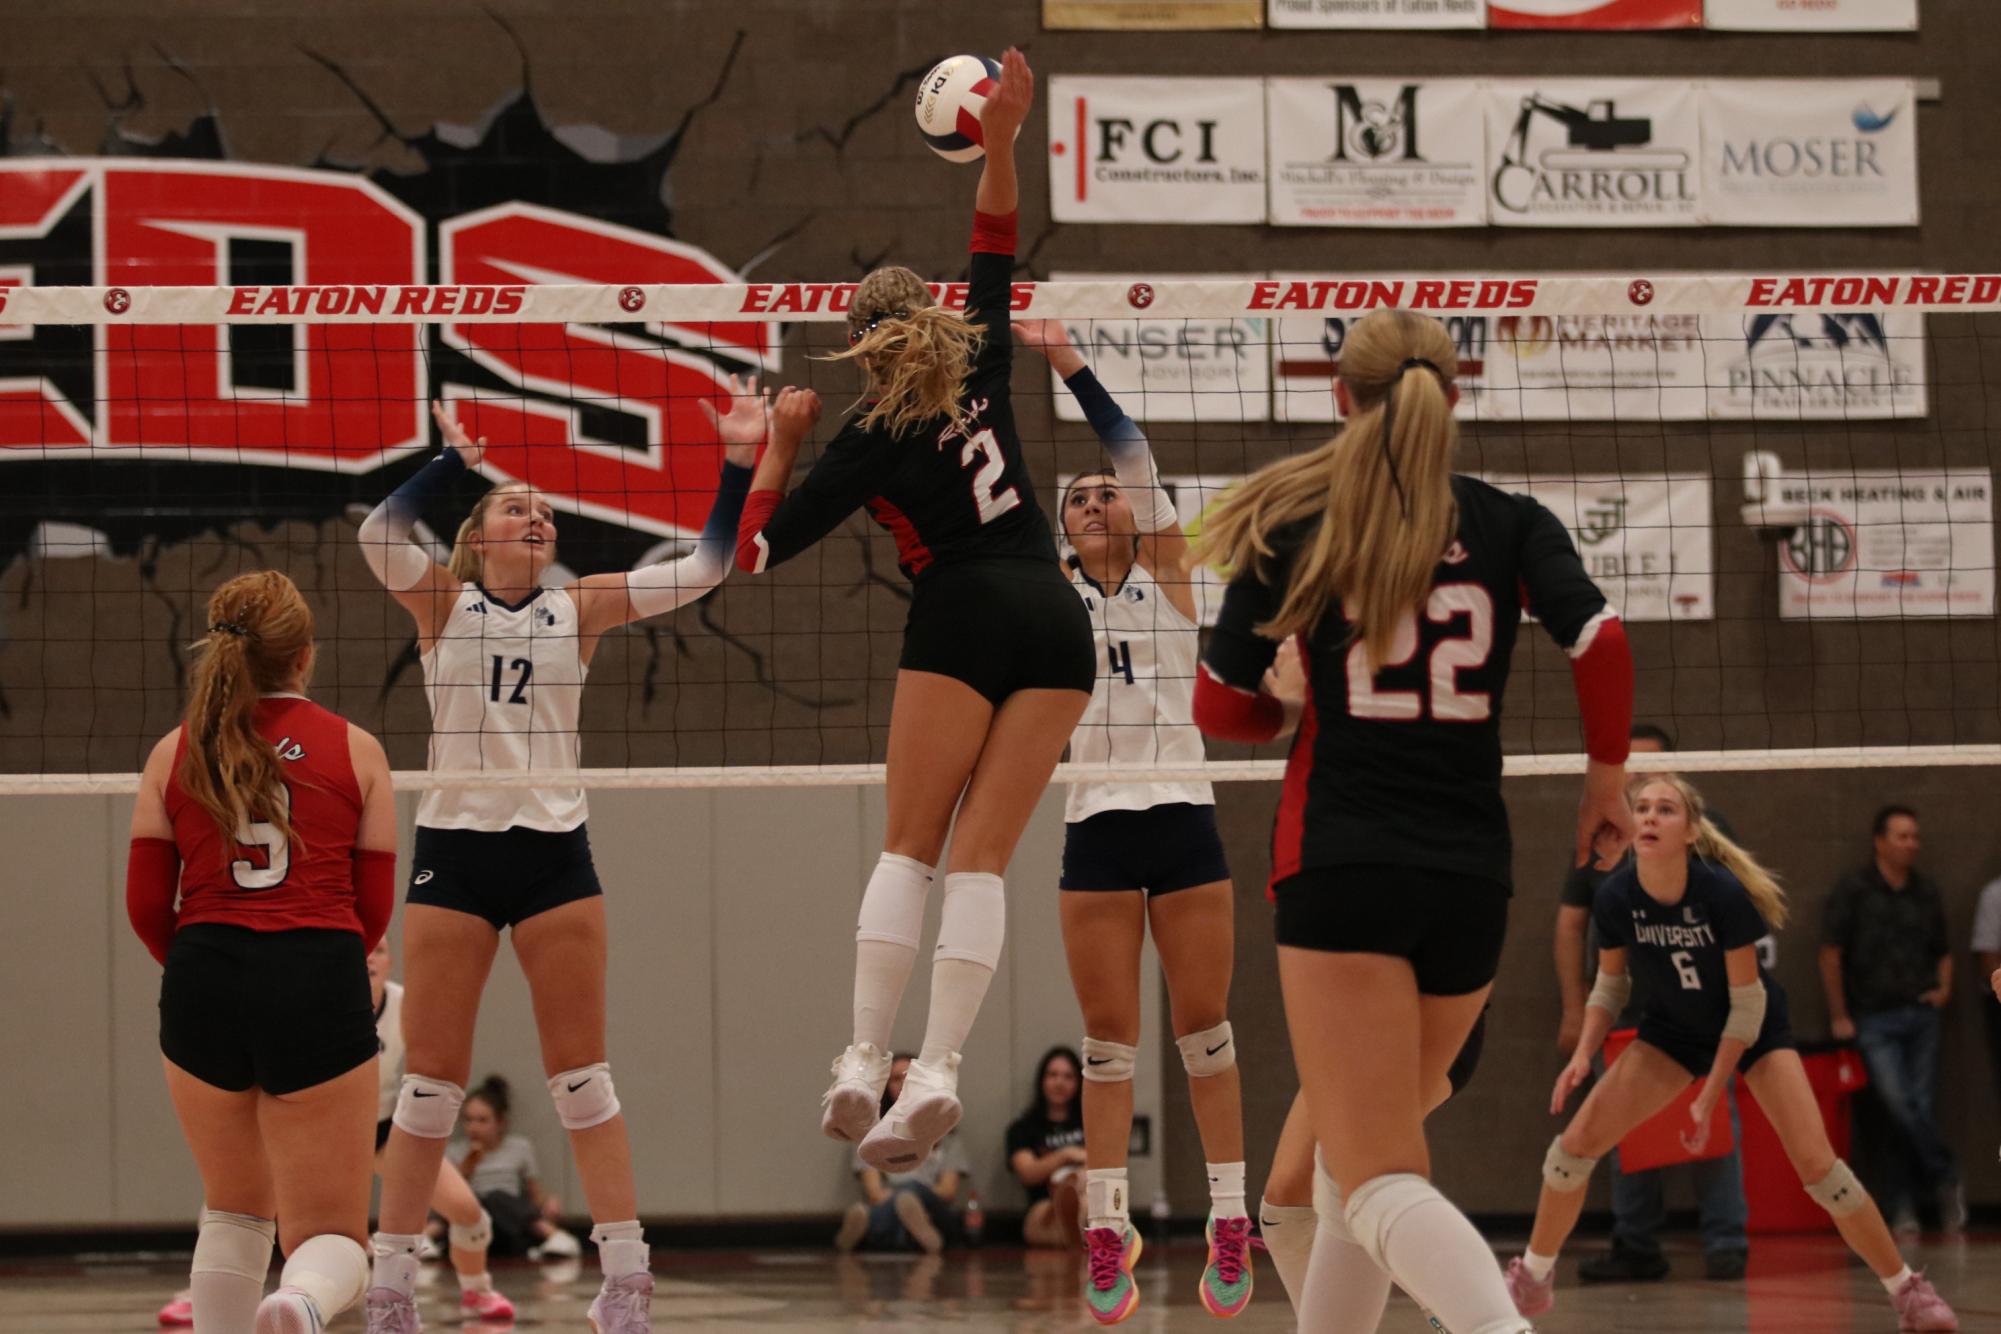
[834,1055,969,1255]
[441,1075,582,1259]
[1007,1046,1087,1247]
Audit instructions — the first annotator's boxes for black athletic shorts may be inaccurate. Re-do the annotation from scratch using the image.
[407,824,602,930]
[1061,803,1231,895]
[901,558,1095,705]
[160,923,377,1096]
[1272,863,1509,997]
[1636,978,1796,1080]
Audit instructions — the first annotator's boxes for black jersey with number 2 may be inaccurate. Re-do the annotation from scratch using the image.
[1593,856,1773,1045]
[1202,475,1612,888]
[743,244,1056,581]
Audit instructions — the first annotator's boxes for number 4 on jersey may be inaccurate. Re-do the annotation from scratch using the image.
[959,428,1020,525]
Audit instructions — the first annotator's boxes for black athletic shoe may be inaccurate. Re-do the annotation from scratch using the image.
[1577,1245,1671,1283]
[1704,1249,1748,1281]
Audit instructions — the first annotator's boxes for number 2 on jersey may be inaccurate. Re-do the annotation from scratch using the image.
[1346,584,1494,722]
[959,428,1021,525]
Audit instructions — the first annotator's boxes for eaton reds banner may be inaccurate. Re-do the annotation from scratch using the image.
[1489,0,1701,25]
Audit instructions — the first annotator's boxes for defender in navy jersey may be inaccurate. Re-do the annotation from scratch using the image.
[732,51,1095,1180]
[1509,774,1958,1332]
[1191,308,1635,1334]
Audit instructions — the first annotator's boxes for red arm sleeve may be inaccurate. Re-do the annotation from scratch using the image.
[734,489,782,574]
[1193,666,1286,744]
[970,209,1017,255]
[126,837,181,966]
[354,848,397,953]
[1569,612,1633,765]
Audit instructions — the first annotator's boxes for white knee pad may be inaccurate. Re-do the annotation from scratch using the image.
[1542,1135,1598,1193]
[549,1063,621,1131]
[1806,1159,1868,1217]
[193,1208,276,1280]
[933,872,1005,970]
[1341,1172,1435,1270]
[1081,1036,1137,1083]
[1176,1020,1236,1078]
[855,852,934,949]
[448,1208,493,1252]
[392,1074,466,1139]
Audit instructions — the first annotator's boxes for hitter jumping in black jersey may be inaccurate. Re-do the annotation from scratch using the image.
[735,49,1094,1175]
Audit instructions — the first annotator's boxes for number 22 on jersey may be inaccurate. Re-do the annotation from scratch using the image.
[1345,584,1495,722]
[959,428,1020,526]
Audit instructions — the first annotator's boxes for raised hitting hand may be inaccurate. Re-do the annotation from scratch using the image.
[430,400,485,470]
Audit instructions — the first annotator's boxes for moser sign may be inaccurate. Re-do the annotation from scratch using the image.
[1777,470,1992,620]
[1700,80,1918,227]
[1049,76,1266,223]
[1268,0,1484,28]
[1486,81,1702,226]
[1267,79,1488,227]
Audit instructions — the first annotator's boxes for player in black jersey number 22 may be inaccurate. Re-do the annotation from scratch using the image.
[735,50,1095,1176]
[1193,308,1637,1334]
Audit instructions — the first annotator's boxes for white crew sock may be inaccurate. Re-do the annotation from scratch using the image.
[1522,1249,1557,1282]
[590,1220,648,1280]
[1257,1196,1317,1315]
[852,853,934,1049]
[1085,1168,1131,1232]
[1881,1264,1915,1296]
[1344,1173,1521,1334]
[1207,1160,1247,1219]
[917,873,1004,1062]
[279,1234,368,1324]
[369,1232,423,1296]
[1296,1165,1394,1332]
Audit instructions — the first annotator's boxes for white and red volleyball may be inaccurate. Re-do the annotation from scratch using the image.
[914,54,1003,163]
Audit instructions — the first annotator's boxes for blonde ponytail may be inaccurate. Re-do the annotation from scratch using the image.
[830,305,984,439]
[1191,308,1459,666]
[178,570,315,851]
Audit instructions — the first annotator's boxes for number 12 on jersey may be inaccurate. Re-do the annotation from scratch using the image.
[490,654,533,704]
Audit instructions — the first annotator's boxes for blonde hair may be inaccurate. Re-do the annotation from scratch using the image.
[827,265,983,439]
[178,570,314,851]
[448,481,535,585]
[1191,309,1460,667]
[1633,772,1789,931]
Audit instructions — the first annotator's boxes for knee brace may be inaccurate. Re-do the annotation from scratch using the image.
[933,872,1005,970]
[1542,1135,1599,1193]
[549,1062,621,1131]
[192,1208,276,1280]
[1805,1159,1868,1217]
[1176,1020,1236,1078]
[855,852,934,949]
[448,1208,493,1252]
[392,1074,465,1139]
[1340,1172,1435,1269]
[1080,1036,1137,1083]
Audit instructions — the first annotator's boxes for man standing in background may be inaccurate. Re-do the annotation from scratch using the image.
[1820,805,1964,1232]
[1970,873,2001,1144]
[1552,724,1751,1283]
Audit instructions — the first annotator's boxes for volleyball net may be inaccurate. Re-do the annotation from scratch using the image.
[0,272,1997,795]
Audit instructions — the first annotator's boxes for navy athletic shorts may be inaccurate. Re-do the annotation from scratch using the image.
[406,824,602,930]
[900,558,1095,705]
[1061,803,1231,895]
[1636,977,1796,1079]
[160,923,377,1096]
[1272,863,1509,997]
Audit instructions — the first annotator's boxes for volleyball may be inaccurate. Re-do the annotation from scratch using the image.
[914,54,1003,163]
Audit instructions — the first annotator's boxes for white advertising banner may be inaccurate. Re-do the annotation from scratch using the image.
[1701,80,1918,227]
[1268,293,1491,422]
[1269,0,1484,27]
[1487,475,1715,620]
[1267,79,1488,227]
[1049,76,1266,223]
[1706,0,1916,32]
[1486,80,1702,227]
[1702,309,1926,419]
[1776,470,1993,619]
[1051,273,1270,422]
[1482,311,1710,420]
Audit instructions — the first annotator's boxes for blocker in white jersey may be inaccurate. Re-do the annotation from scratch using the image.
[418,583,587,833]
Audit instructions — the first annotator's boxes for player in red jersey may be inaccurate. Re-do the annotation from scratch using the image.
[735,49,1095,1175]
[1192,309,1635,1334]
[126,570,397,1334]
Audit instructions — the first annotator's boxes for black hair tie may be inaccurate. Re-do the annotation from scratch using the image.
[208,620,251,638]
[1378,358,1446,517]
